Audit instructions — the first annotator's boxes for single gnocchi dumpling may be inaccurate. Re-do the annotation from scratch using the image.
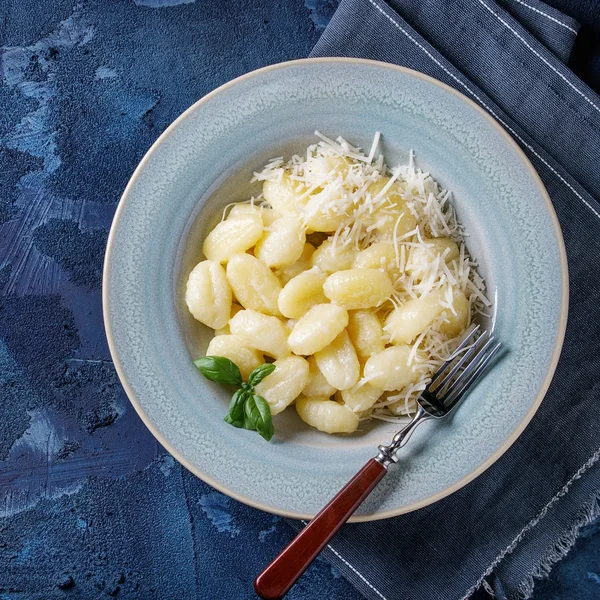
[254,356,310,416]
[366,178,414,232]
[255,215,306,268]
[296,396,359,434]
[311,238,355,273]
[229,203,281,226]
[229,309,290,358]
[369,191,417,241]
[384,289,445,344]
[347,310,385,361]
[367,176,405,199]
[341,382,383,413]
[406,238,459,281]
[302,185,347,232]
[370,203,417,240]
[205,334,263,380]
[315,330,360,390]
[226,253,282,316]
[435,290,470,337]
[353,241,400,279]
[305,154,349,179]
[202,212,263,263]
[185,260,232,329]
[278,269,328,319]
[277,243,316,285]
[288,303,349,356]
[302,356,336,398]
[263,173,306,215]
[323,268,393,310]
[364,345,420,391]
[228,203,263,219]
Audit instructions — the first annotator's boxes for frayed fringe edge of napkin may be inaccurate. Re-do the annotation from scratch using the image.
[512,487,600,600]
[463,447,600,600]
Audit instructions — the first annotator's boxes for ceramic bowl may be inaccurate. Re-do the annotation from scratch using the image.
[103,58,568,520]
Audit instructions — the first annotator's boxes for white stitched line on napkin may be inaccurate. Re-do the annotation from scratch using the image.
[460,445,600,600]
[366,0,600,222]
[509,0,577,34]
[476,0,600,113]
[326,543,390,600]
[301,520,390,600]
[497,130,600,221]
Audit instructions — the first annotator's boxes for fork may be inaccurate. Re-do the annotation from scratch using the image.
[254,325,501,600]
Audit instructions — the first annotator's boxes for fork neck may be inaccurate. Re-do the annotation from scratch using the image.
[374,405,431,468]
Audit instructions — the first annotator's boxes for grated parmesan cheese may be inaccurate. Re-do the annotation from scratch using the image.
[249,132,491,422]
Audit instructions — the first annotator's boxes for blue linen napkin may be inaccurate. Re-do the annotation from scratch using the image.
[285,1,600,599]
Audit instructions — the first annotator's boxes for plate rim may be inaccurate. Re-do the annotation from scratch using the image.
[103,57,569,522]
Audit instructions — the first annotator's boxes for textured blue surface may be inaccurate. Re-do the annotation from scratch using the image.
[0,1,598,598]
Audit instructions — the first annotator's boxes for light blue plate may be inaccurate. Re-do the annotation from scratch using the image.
[103,59,568,520]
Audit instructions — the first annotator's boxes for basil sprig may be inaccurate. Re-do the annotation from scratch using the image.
[195,356,276,441]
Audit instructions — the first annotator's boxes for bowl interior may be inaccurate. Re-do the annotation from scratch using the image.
[177,134,498,450]
[105,59,566,519]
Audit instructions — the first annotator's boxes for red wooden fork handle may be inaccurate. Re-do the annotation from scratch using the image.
[254,458,388,600]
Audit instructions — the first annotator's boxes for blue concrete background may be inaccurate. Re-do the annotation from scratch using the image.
[1,1,599,598]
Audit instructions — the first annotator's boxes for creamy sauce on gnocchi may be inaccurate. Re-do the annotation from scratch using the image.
[186,133,490,435]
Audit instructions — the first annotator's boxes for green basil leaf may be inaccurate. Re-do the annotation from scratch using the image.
[243,409,257,431]
[224,413,244,428]
[194,356,242,386]
[248,363,276,387]
[245,394,274,442]
[223,389,247,428]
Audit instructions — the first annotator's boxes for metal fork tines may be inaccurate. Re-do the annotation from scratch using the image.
[376,326,502,467]
[423,326,501,416]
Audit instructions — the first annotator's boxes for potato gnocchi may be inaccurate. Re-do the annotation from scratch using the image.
[186,132,490,436]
